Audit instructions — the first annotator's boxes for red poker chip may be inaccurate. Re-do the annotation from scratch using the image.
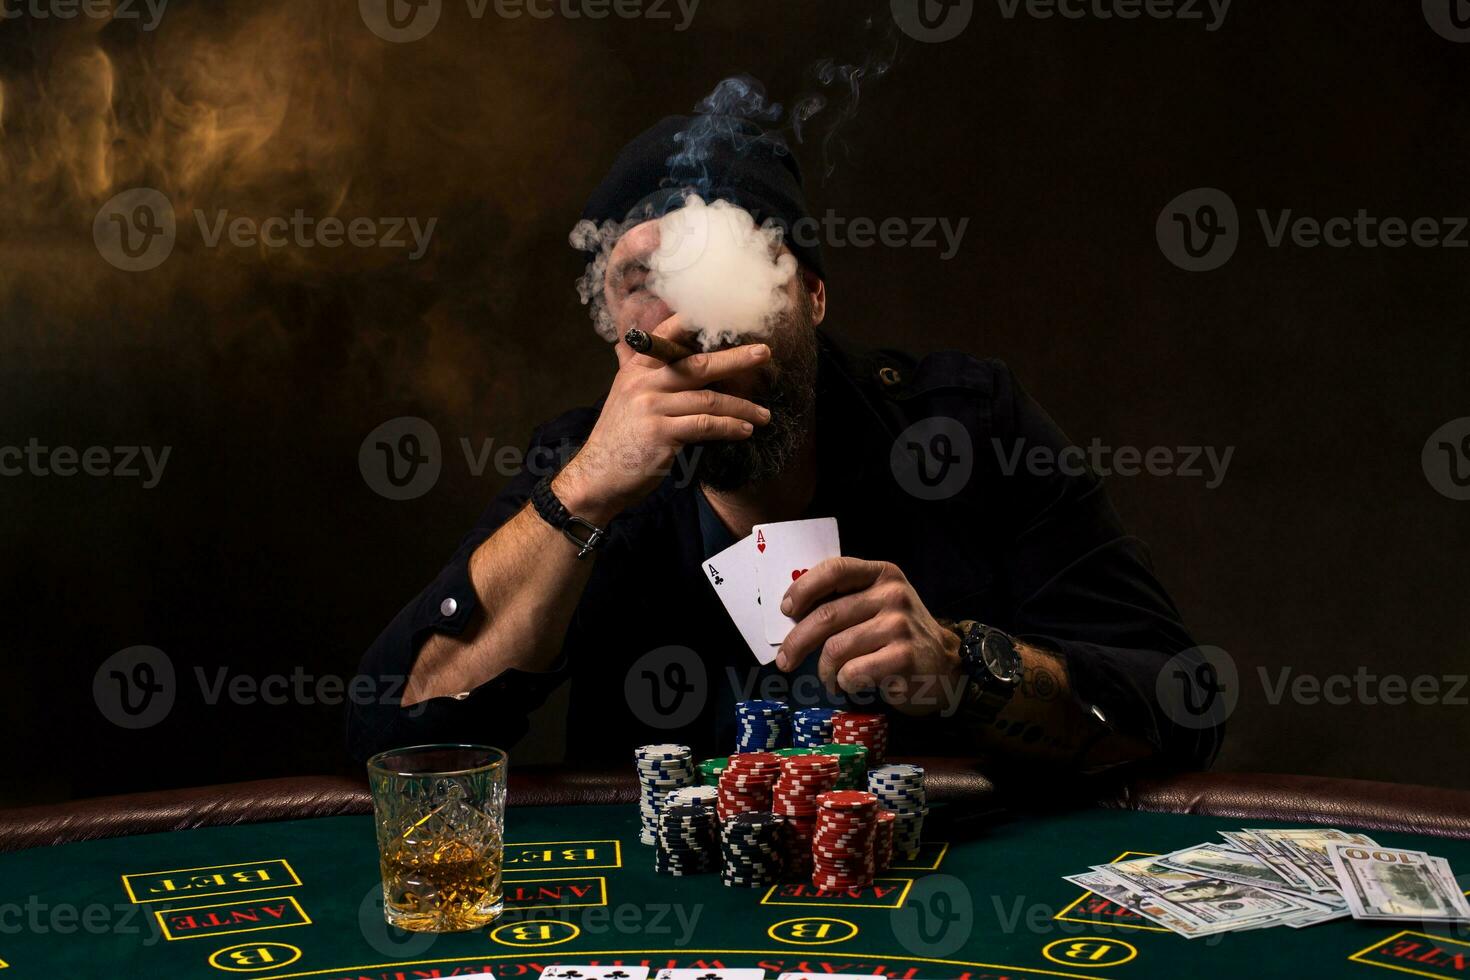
[814,829,873,842]
[811,876,874,889]
[814,825,872,838]
[817,790,878,809]
[813,833,873,845]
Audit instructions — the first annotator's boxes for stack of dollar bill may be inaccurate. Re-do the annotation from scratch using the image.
[1063,828,1470,938]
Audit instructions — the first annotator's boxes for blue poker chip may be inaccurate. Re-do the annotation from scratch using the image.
[738,699,788,711]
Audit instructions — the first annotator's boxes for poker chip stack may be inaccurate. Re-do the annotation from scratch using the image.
[792,707,836,747]
[873,809,897,871]
[715,752,782,821]
[719,811,786,887]
[655,802,718,875]
[698,757,729,786]
[813,742,868,789]
[831,711,888,767]
[771,754,841,878]
[811,790,880,890]
[774,746,817,759]
[635,744,697,845]
[736,700,791,752]
[867,763,927,860]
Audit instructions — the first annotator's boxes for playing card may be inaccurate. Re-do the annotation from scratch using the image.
[703,534,779,664]
[656,971,765,980]
[540,968,651,980]
[752,517,841,644]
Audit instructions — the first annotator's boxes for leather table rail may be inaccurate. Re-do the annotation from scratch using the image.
[1104,770,1470,840]
[2,765,1469,852]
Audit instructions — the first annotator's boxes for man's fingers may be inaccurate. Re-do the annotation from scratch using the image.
[816,616,899,691]
[834,646,911,697]
[775,591,883,673]
[660,342,771,389]
[661,389,771,427]
[782,557,886,620]
[664,414,755,444]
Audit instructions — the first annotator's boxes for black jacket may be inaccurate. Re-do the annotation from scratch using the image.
[347,332,1222,771]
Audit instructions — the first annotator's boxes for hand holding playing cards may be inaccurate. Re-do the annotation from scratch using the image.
[554,313,772,523]
[773,557,963,716]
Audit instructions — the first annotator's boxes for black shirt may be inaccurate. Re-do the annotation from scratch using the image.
[347,332,1222,772]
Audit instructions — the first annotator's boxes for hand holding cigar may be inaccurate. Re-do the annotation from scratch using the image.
[624,327,695,363]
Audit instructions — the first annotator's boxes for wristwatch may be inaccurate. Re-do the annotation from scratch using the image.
[531,474,607,559]
[950,619,1023,723]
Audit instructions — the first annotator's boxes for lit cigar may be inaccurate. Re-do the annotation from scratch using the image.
[624,327,695,363]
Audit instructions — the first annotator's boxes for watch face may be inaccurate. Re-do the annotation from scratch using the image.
[980,632,1023,684]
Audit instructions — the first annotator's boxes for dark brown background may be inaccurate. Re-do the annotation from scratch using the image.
[2,0,1467,805]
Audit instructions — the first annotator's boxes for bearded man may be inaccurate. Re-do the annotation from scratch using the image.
[347,111,1222,777]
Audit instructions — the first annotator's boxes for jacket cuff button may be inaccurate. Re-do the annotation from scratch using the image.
[440,597,458,617]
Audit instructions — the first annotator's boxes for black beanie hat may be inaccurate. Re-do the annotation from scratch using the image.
[578,114,826,281]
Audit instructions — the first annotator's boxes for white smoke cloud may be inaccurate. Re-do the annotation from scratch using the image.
[569,194,796,349]
[647,195,796,348]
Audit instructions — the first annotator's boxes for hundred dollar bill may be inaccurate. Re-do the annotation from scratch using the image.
[1089,856,1312,936]
[1063,872,1204,935]
[1225,828,1378,892]
[1156,843,1300,891]
[1326,843,1470,923]
[1155,840,1350,931]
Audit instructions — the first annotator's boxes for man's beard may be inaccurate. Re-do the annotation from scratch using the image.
[688,292,819,493]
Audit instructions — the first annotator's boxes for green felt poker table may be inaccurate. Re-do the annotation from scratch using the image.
[3,763,1470,980]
